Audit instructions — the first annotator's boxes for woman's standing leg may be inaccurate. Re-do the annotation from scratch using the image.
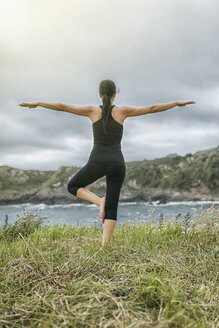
[102,220,116,246]
[102,163,126,246]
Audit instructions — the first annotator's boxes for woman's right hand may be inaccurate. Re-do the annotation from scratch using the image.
[19,102,38,109]
[177,100,196,107]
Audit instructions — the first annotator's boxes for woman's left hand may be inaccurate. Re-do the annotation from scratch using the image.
[177,100,196,107]
[19,102,38,109]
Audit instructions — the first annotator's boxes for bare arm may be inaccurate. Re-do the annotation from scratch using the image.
[18,102,93,117]
[152,101,178,113]
[152,100,196,113]
[120,100,196,118]
[19,101,64,111]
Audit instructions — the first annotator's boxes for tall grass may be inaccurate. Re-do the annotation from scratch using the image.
[0,205,218,327]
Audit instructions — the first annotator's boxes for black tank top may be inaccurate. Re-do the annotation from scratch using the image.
[87,105,125,164]
[92,105,123,145]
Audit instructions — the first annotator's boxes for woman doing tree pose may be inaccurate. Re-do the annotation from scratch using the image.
[19,79,195,246]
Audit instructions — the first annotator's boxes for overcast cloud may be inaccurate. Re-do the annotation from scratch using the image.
[0,0,219,170]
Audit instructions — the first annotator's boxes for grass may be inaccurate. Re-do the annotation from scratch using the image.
[0,205,218,327]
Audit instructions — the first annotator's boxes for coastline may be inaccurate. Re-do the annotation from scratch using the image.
[1,145,218,206]
[0,187,218,206]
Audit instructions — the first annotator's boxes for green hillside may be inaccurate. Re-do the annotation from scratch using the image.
[125,146,219,192]
[0,146,218,204]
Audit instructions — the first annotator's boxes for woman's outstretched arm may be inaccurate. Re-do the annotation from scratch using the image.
[19,101,64,111]
[152,100,196,113]
[18,102,93,117]
[120,100,196,118]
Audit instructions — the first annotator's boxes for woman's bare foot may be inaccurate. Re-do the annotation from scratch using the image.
[99,196,106,224]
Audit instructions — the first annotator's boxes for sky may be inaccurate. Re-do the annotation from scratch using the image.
[0,0,219,170]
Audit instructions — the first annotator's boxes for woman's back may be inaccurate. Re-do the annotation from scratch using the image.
[88,105,125,164]
[92,105,123,145]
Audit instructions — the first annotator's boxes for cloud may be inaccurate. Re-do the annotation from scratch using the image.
[0,0,218,170]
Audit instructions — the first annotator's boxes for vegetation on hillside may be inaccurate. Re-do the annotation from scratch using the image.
[126,147,219,192]
[0,146,218,204]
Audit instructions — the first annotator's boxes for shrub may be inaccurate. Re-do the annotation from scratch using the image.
[0,208,48,241]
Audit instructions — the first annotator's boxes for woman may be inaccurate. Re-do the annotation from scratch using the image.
[19,79,195,246]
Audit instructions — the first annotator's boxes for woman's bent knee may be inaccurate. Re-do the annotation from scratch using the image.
[67,183,81,197]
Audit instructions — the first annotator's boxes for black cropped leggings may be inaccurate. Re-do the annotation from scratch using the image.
[67,161,126,221]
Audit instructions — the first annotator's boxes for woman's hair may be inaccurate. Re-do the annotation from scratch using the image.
[99,79,117,135]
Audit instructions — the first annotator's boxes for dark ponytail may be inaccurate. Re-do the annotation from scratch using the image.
[99,79,117,135]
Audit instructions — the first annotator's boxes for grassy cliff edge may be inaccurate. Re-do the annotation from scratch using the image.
[0,205,218,327]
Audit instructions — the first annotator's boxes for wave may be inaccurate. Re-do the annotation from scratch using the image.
[120,202,137,206]
[154,200,219,206]
[1,200,218,210]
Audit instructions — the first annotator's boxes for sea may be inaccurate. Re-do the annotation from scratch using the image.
[0,200,218,228]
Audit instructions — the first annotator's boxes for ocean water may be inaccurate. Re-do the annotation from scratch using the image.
[0,201,218,228]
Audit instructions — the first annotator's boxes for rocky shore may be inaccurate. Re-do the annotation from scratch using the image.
[0,146,218,205]
[0,184,218,206]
